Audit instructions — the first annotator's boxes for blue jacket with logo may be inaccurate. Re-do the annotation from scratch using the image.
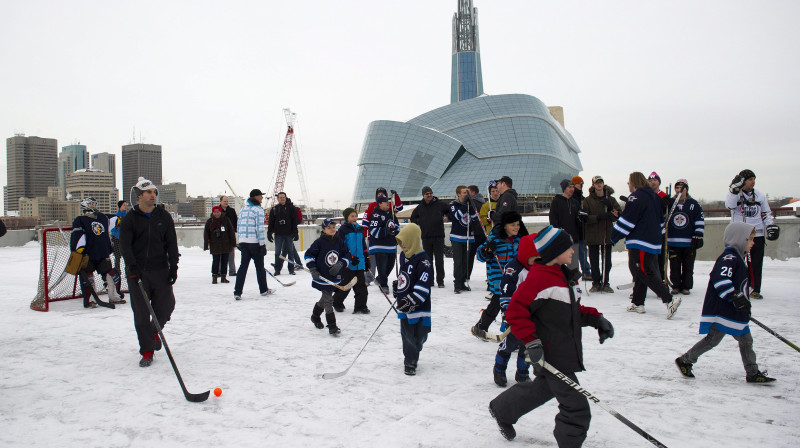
[610,186,664,253]
[305,233,352,292]
[666,196,704,248]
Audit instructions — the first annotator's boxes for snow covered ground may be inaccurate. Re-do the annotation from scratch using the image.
[1,242,799,448]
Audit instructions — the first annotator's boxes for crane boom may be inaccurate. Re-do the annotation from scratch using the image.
[269,109,296,208]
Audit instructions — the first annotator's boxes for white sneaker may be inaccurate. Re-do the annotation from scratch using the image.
[261,289,276,296]
[626,304,645,314]
[666,297,682,319]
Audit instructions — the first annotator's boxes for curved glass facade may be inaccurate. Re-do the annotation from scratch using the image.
[353,93,583,203]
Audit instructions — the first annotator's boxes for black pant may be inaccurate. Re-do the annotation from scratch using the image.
[400,319,430,368]
[668,247,696,291]
[211,252,230,276]
[490,369,591,448]
[749,236,765,293]
[452,241,468,288]
[467,241,478,280]
[588,244,612,287]
[422,237,445,285]
[129,268,175,354]
[373,252,395,289]
[332,269,368,310]
[234,243,269,296]
[628,249,672,306]
[477,294,501,331]
[78,258,119,307]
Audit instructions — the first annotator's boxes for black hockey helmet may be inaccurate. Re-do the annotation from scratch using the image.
[375,187,388,198]
[739,169,756,180]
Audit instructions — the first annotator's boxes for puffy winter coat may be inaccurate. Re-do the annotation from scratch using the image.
[582,186,622,245]
[204,216,236,255]
[410,196,449,239]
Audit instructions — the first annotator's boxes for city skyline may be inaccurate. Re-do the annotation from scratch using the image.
[2,1,799,215]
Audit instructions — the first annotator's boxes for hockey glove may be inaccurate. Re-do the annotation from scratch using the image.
[350,255,360,265]
[597,316,615,344]
[481,241,497,259]
[396,297,417,313]
[391,280,399,298]
[309,267,322,281]
[729,175,745,194]
[328,260,345,277]
[524,339,544,375]
[691,235,704,250]
[259,245,267,257]
[732,292,751,312]
[168,266,178,285]
[577,210,588,223]
[267,233,274,243]
[487,209,495,223]
[766,224,780,241]
[293,232,299,242]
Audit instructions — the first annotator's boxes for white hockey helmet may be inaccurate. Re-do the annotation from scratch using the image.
[80,197,98,214]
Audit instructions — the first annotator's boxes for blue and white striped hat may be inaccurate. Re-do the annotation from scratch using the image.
[534,225,573,264]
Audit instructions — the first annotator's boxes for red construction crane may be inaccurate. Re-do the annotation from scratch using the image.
[269,109,297,209]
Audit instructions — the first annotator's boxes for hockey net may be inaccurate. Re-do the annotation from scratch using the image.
[30,227,130,312]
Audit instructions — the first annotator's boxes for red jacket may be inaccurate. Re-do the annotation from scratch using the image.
[506,261,602,372]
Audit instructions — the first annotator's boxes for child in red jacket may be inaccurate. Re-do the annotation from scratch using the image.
[488,225,614,446]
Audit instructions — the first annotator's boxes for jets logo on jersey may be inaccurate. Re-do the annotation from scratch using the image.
[325,251,340,266]
[628,196,638,202]
[396,272,410,292]
[422,259,432,269]
[723,254,736,260]
[91,221,105,235]
[504,267,516,276]
[671,213,688,229]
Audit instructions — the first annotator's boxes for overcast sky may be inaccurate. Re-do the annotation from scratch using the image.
[2,0,799,213]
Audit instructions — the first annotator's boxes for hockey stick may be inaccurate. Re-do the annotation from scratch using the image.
[322,299,399,379]
[279,256,357,291]
[471,325,512,343]
[265,268,296,287]
[663,190,683,286]
[539,360,669,448]
[136,280,210,403]
[616,282,635,290]
[750,317,800,353]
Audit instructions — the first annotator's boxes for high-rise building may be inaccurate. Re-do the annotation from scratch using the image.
[451,0,484,103]
[66,169,118,214]
[352,1,582,206]
[158,182,187,204]
[91,152,117,188]
[122,143,162,205]
[57,144,90,197]
[18,196,81,224]
[5,135,58,213]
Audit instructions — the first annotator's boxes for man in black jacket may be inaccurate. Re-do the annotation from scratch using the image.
[120,177,179,368]
[490,176,528,237]
[548,179,583,270]
[267,192,298,275]
[410,186,450,288]
[220,196,238,277]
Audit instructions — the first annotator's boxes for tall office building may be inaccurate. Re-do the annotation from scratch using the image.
[66,169,118,214]
[451,0,484,103]
[57,144,90,199]
[91,152,117,188]
[122,143,162,205]
[5,135,58,213]
[158,182,187,204]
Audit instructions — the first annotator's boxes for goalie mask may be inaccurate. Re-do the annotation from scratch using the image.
[80,197,98,214]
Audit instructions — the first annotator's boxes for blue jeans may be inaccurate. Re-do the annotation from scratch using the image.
[273,235,295,273]
[578,240,590,276]
[234,243,268,296]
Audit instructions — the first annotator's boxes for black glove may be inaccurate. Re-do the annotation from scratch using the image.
[619,195,628,203]
[732,292,751,312]
[309,267,322,281]
[168,266,178,285]
[524,339,544,375]
[691,235,704,250]
[328,260,345,276]
[391,280,399,298]
[577,210,588,223]
[364,256,371,270]
[766,224,780,241]
[487,209,495,223]
[293,232,299,241]
[729,174,745,194]
[127,264,142,279]
[259,245,267,257]
[396,297,417,313]
[481,241,497,259]
[390,189,397,197]
[597,316,614,344]
[267,233,274,243]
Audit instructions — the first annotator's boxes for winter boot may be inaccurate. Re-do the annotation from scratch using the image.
[493,366,507,387]
[212,275,218,284]
[139,351,154,367]
[675,357,694,378]
[404,365,416,376]
[326,312,341,335]
[220,274,230,284]
[489,403,516,441]
[746,371,776,384]
[514,370,530,383]
[310,304,325,329]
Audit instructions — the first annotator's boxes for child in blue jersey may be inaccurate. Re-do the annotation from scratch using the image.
[472,212,522,339]
[368,195,400,294]
[333,208,370,313]
[675,222,776,383]
[392,223,433,376]
[306,219,353,336]
[491,233,538,387]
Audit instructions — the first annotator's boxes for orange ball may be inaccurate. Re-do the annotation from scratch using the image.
[214,388,222,397]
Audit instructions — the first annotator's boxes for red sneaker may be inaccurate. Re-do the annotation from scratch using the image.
[139,351,154,367]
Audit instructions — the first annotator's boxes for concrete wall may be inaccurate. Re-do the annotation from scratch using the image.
[4,218,799,261]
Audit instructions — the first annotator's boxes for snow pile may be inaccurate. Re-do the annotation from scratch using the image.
[1,244,798,447]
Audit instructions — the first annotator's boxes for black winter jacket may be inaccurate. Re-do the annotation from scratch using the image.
[268,202,298,237]
[222,206,238,234]
[410,197,450,239]
[119,205,179,272]
[549,194,582,242]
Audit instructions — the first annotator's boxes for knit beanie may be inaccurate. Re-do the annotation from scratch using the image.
[571,176,584,184]
[517,233,539,268]
[421,186,433,195]
[560,179,574,192]
[534,225,574,264]
[648,172,661,184]
[343,207,356,219]
[675,179,688,190]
